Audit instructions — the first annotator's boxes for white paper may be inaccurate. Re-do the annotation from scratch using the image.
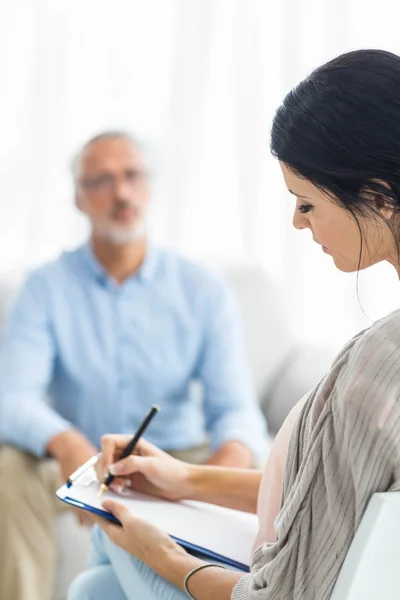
[57,468,258,567]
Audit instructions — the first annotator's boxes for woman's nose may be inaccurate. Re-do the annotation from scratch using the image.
[293,210,309,230]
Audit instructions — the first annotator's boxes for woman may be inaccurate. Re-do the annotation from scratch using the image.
[68,48,400,600]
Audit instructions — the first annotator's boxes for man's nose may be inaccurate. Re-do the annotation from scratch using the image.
[113,176,133,201]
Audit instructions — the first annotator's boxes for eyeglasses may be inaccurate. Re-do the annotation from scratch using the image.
[79,170,149,193]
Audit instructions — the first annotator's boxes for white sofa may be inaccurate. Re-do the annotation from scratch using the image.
[220,265,336,435]
[0,264,336,599]
[330,492,400,599]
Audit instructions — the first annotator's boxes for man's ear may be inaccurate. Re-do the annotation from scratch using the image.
[361,179,393,221]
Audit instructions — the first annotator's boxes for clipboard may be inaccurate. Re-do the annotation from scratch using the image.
[56,457,257,572]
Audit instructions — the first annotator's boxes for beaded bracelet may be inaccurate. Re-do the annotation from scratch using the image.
[184,563,227,599]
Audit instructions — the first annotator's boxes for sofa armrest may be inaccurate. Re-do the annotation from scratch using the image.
[260,344,336,435]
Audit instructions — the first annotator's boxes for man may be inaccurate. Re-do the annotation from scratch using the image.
[0,131,268,600]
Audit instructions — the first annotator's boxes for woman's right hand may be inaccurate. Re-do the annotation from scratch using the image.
[95,435,195,501]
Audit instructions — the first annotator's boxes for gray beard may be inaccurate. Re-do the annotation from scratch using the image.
[94,220,147,245]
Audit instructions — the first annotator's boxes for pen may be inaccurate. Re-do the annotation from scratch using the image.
[97,404,160,497]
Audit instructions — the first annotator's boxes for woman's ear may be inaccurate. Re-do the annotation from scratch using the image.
[360,179,394,220]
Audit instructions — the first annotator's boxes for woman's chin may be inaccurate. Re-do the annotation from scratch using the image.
[332,256,370,273]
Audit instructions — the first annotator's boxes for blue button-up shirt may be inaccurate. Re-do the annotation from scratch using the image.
[0,244,267,458]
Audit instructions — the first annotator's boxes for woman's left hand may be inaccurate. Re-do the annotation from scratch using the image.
[91,499,187,571]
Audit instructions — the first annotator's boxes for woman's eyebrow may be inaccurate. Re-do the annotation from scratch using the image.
[288,189,311,200]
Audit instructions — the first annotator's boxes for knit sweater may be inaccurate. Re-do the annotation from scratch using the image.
[233,310,400,600]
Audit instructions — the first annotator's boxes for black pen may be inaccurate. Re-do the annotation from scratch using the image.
[97,404,160,497]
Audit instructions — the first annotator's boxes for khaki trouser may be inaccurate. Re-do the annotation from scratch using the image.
[0,442,210,600]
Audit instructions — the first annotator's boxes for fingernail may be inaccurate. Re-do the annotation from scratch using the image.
[109,463,121,475]
[114,485,125,495]
[103,469,109,479]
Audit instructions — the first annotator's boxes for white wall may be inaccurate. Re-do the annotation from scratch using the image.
[2,0,400,346]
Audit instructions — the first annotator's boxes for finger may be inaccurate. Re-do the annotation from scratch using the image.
[101,434,132,472]
[94,459,131,487]
[94,454,105,482]
[109,477,132,495]
[133,438,164,458]
[109,454,151,477]
[75,508,94,527]
[95,457,128,485]
[91,513,122,538]
[102,499,133,526]
[90,514,105,527]
[75,510,86,526]
[80,514,94,528]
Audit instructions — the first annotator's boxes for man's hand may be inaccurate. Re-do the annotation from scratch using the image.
[206,441,254,468]
[47,429,98,526]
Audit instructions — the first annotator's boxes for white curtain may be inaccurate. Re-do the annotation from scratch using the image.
[1,0,400,346]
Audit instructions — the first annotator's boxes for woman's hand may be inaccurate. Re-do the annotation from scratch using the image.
[92,500,187,569]
[93,502,243,600]
[95,435,194,501]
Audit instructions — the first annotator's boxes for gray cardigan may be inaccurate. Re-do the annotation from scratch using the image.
[233,310,400,600]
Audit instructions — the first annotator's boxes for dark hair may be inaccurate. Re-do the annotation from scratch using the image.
[271,49,400,261]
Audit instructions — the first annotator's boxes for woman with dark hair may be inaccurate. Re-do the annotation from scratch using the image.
[68,49,400,600]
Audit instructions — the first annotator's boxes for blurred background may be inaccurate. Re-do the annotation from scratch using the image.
[1,0,400,348]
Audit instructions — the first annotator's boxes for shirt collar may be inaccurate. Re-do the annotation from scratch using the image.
[80,241,159,286]
[137,243,159,283]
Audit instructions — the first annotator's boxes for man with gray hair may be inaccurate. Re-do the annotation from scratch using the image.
[0,131,268,600]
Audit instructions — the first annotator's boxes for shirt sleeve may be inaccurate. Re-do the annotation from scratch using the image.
[0,273,73,456]
[196,281,269,459]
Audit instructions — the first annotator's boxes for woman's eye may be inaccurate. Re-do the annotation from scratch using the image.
[298,203,313,214]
